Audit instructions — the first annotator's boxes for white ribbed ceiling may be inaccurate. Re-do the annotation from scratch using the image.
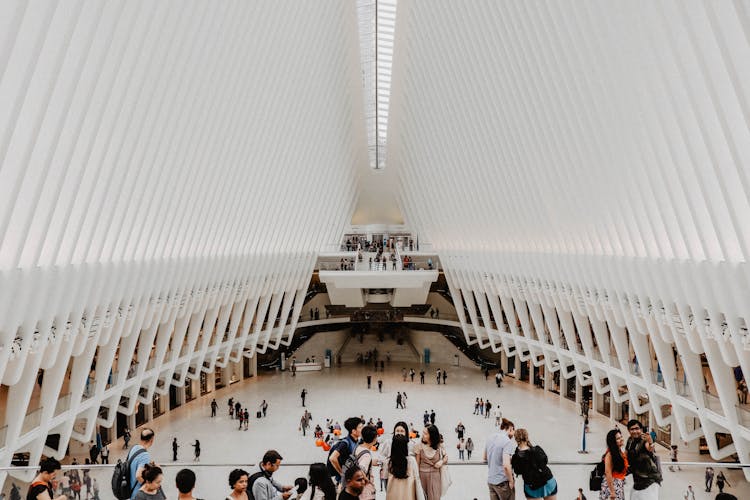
[3,0,750,482]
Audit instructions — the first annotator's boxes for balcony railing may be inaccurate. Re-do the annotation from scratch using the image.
[737,404,750,426]
[54,394,71,417]
[0,461,746,500]
[20,407,43,436]
[703,390,724,414]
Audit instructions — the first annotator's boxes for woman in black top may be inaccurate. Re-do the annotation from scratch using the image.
[511,429,557,500]
[338,467,366,500]
[299,463,336,500]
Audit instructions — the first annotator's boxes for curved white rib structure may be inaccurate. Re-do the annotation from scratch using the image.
[2,0,750,484]
[0,0,364,481]
[390,0,750,470]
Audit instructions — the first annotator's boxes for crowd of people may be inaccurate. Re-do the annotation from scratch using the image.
[20,364,743,500]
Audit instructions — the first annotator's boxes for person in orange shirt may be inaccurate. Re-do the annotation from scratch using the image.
[601,429,628,500]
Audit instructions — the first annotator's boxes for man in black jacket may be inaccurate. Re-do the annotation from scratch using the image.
[625,420,661,499]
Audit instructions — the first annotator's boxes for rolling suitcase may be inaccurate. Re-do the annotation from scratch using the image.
[256,411,262,418]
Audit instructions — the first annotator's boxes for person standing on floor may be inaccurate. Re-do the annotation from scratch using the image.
[172,438,179,462]
[484,418,516,500]
[716,471,730,493]
[367,374,371,389]
[300,413,310,436]
[99,444,109,465]
[458,438,465,460]
[600,429,627,500]
[126,429,156,499]
[410,368,415,382]
[354,426,378,500]
[705,467,714,492]
[510,428,558,500]
[625,420,661,499]
[429,410,436,425]
[301,388,308,407]
[261,400,268,417]
[123,427,131,449]
[396,392,404,409]
[210,398,218,417]
[466,437,474,460]
[423,411,429,427]
[328,417,365,484]
[442,371,447,385]
[386,434,424,499]
[378,380,383,393]
[192,440,200,462]
[235,401,242,419]
[228,397,234,417]
[436,369,441,385]
[455,422,465,440]
[669,445,681,471]
[244,408,250,430]
[414,425,446,500]
[420,370,425,384]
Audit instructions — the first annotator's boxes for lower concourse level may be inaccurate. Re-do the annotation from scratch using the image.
[7,362,745,499]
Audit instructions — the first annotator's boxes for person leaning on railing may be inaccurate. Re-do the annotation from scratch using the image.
[510,429,557,500]
[28,458,67,500]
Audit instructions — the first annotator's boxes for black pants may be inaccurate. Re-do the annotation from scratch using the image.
[101,457,108,464]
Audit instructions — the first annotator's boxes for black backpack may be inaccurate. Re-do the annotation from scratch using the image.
[246,470,267,500]
[111,447,146,500]
[589,455,605,491]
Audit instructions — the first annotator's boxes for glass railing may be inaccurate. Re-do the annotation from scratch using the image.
[737,404,750,426]
[0,461,747,500]
[703,390,724,414]
[674,378,691,397]
[20,407,43,436]
[651,371,666,388]
[54,394,71,417]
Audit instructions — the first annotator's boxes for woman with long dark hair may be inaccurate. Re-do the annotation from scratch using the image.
[414,425,446,499]
[600,430,627,500]
[299,463,336,500]
[386,435,424,499]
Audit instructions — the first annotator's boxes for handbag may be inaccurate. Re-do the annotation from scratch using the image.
[589,456,604,491]
[439,450,452,496]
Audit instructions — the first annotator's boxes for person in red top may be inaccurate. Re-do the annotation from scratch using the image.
[27,458,67,500]
[601,430,628,500]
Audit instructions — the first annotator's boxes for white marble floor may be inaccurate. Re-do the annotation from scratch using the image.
[99,363,747,500]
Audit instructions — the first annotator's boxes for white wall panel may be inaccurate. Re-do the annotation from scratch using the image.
[389,0,750,474]
[0,0,364,482]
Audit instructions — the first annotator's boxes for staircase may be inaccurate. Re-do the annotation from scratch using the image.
[338,332,420,363]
